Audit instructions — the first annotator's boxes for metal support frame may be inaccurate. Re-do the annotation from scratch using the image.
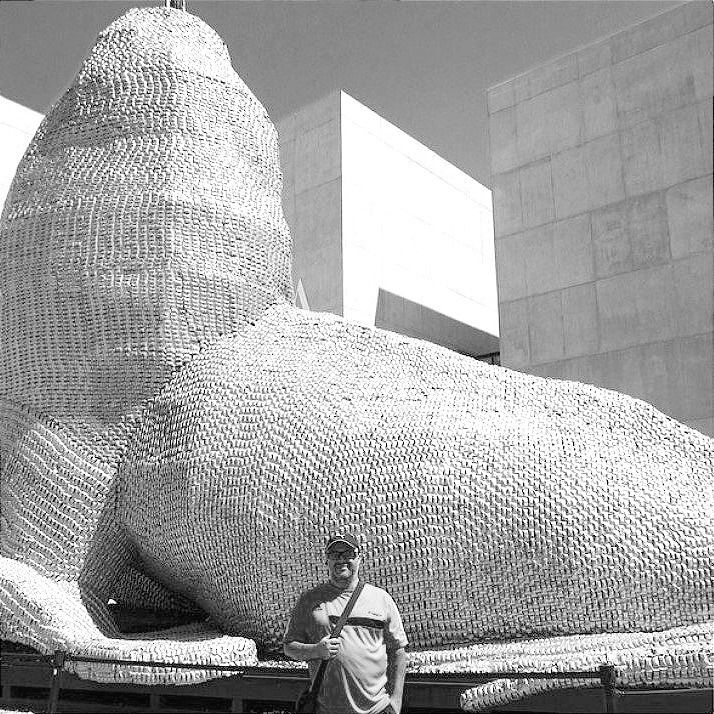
[8,648,620,714]
[48,649,66,714]
[599,664,617,713]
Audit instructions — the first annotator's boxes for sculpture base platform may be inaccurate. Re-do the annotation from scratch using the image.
[2,641,712,714]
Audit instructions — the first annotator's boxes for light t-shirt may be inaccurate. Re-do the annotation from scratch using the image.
[284,581,408,714]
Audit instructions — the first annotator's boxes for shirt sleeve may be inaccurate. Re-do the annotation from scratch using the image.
[383,592,408,650]
[283,594,310,645]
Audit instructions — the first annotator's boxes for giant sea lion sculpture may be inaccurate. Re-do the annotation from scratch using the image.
[1,7,712,711]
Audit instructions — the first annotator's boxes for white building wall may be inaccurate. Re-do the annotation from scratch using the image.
[0,96,43,211]
[277,93,343,314]
[340,92,498,338]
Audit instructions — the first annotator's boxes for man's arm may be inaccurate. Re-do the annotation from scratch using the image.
[386,646,406,713]
[284,638,340,662]
[284,596,339,662]
[284,640,318,661]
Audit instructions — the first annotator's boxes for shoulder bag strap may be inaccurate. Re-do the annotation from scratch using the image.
[309,580,365,695]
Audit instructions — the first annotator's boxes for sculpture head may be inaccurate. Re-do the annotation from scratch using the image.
[0,7,293,428]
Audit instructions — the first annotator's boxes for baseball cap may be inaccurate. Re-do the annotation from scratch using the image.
[325,532,360,553]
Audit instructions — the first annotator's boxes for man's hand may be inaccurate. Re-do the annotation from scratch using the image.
[314,636,341,660]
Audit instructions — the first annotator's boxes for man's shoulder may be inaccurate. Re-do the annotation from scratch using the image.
[362,582,388,596]
[362,583,398,606]
[295,581,336,606]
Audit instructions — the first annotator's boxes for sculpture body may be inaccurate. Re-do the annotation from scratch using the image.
[1,8,712,710]
[120,304,713,651]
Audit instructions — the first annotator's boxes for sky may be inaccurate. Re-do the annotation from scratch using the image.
[0,0,678,186]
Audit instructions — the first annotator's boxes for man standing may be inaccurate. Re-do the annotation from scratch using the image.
[284,533,408,714]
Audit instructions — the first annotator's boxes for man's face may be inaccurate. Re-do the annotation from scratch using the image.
[327,544,361,586]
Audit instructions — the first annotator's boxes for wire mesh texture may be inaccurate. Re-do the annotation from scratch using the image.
[0,6,712,713]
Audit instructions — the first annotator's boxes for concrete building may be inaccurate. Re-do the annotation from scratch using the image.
[488,1,713,437]
[0,96,43,209]
[278,91,499,360]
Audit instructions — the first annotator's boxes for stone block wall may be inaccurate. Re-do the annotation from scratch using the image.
[488,1,713,436]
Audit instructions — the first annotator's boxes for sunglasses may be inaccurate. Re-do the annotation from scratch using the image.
[327,548,358,559]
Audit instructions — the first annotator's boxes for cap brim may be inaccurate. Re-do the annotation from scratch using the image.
[326,539,358,551]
